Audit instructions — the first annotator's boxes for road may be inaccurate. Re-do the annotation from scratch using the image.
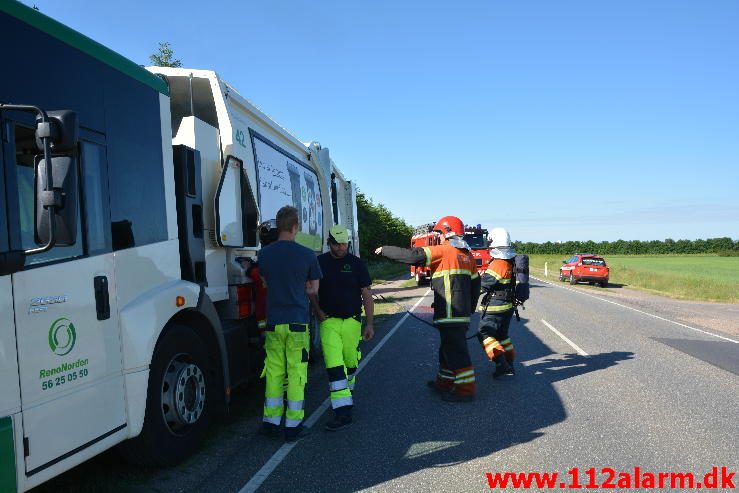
[39,279,738,492]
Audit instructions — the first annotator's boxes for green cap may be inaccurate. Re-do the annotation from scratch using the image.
[329,224,349,244]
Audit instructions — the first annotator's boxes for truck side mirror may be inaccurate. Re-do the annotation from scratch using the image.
[34,110,79,247]
[36,110,79,153]
[34,155,78,246]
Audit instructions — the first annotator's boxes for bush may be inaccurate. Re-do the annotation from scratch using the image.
[514,237,738,255]
[356,191,413,259]
[718,250,739,257]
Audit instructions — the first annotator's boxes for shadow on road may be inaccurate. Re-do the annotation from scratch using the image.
[284,314,636,492]
[35,292,636,493]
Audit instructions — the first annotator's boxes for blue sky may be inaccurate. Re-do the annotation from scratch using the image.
[28,0,739,242]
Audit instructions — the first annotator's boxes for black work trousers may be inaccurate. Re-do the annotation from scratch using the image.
[478,309,513,345]
[436,323,472,371]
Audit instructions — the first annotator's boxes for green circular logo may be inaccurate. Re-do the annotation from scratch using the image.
[48,318,76,356]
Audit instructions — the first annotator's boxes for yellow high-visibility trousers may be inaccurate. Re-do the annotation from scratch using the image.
[262,323,310,431]
[320,317,362,415]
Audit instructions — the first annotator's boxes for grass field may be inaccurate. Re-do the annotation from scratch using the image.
[527,254,739,303]
[367,260,411,283]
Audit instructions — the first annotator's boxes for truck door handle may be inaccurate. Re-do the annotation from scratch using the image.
[94,275,110,320]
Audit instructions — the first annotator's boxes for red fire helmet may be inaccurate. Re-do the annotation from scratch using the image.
[433,216,464,238]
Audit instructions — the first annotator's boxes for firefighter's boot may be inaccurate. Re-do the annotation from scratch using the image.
[442,366,476,401]
[429,366,454,393]
[493,354,512,378]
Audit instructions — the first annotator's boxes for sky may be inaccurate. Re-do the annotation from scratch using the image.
[26,0,739,242]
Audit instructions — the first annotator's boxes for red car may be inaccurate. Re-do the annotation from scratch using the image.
[559,253,609,287]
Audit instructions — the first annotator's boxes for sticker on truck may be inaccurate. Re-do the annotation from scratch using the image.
[250,131,324,250]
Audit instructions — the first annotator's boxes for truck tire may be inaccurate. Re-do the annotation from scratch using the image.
[119,324,214,466]
[569,272,577,285]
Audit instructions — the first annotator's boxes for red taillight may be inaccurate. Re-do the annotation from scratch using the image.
[236,285,253,318]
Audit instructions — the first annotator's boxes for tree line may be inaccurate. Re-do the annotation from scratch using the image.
[513,237,739,256]
[356,192,413,259]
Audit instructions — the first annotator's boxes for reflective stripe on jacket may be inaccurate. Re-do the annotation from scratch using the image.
[481,258,514,312]
[423,244,481,324]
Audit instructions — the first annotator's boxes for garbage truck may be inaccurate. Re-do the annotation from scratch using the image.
[0,2,359,491]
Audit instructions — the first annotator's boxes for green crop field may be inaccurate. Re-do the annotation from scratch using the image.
[526,254,739,303]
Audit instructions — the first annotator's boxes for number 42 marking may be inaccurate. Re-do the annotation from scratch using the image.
[235,129,246,147]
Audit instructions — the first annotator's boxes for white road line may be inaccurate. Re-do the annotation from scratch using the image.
[531,275,739,344]
[239,289,432,493]
[541,319,589,356]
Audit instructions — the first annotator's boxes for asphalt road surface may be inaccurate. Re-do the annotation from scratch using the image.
[39,279,738,492]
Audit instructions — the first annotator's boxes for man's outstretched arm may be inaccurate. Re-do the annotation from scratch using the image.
[375,246,427,265]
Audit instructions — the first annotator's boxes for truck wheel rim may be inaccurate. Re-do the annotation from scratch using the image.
[161,354,207,433]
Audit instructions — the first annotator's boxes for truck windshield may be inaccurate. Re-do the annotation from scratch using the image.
[464,234,487,249]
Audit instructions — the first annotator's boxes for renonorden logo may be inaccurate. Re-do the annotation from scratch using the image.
[48,318,77,356]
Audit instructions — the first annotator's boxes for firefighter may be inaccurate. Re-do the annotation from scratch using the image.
[310,224,374,431]
[478,227,517,378]
[258,206,322,442]
[375,216,481,402]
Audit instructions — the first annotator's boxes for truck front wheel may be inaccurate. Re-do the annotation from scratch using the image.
[120,324,214,466]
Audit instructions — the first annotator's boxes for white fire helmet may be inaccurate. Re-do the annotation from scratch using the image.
[489,227,516,259]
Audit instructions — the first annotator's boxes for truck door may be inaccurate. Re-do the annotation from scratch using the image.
[2,116,127,477]
[0,127,22,492]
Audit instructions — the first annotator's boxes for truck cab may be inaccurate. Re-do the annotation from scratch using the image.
[0,3,359,491]
[464,225,490,274]
[410,224,440,286]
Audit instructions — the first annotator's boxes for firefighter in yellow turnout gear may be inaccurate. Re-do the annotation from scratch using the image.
[311,225,374,431]
[258,207,322,442]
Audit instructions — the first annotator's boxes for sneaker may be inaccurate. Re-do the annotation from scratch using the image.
[441,390,475,402]
[259,423,281,438]
[285,427,311,443]
[325,415,353,432]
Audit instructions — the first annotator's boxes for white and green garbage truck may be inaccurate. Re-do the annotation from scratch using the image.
[0,2,360,491]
